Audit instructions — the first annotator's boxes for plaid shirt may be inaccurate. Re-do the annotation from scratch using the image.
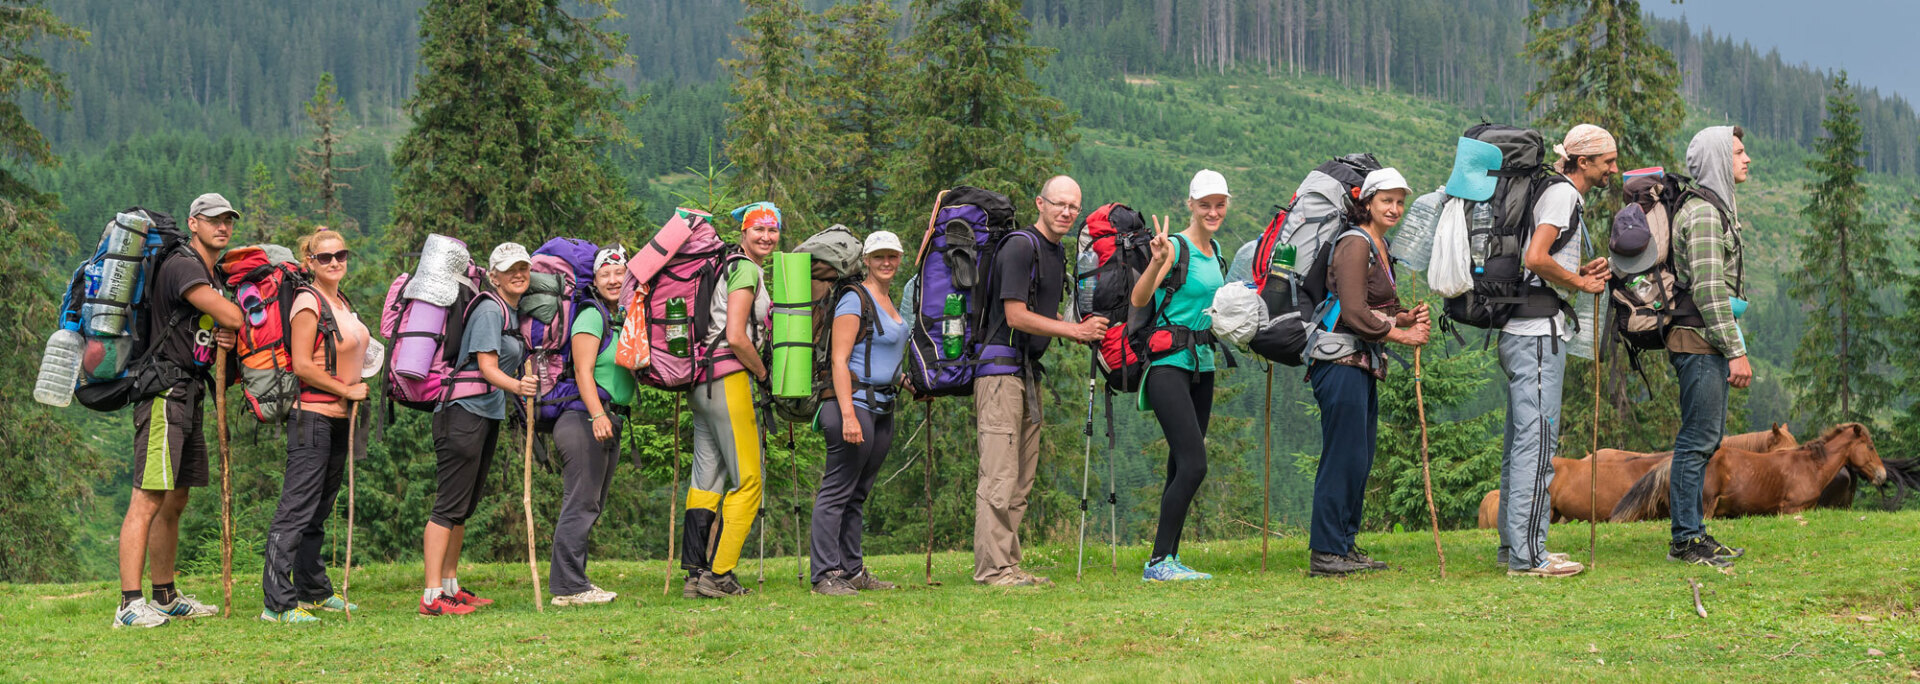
[1671,197,1745,358]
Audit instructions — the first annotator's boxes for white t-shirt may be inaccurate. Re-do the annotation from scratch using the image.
[1502,182,1583,339]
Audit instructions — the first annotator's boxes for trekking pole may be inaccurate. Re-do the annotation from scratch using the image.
[663,394,682,597]
[1262,362,1274,573]
[1107,401,1119,573]
[1411,274,1447,579]
[343,401,358,622]
[923,400,939,585]
[1075,349,1097,580]
[522,360,543,612]
[790,424,803,583]
[1589,291,1603,568]
[213,348,233,618]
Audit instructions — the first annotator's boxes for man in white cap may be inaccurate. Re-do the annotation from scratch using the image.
[972,176,1109,588]
[1492,125,1615,578]
[112,193,247,628]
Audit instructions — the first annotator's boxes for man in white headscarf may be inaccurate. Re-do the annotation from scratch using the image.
[1663,125,1753,568]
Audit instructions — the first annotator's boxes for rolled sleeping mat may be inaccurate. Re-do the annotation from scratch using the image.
[391,299,449,379]
[403,233,471,307]
[768,252,813,399]
[627,213,697,285]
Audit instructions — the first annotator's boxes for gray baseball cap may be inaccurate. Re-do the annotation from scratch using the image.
[189,193,240,219]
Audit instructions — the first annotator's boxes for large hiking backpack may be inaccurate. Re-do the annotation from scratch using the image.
[1607,168,1732,360]
[905,187,1020,398]
[1074,203,1152,390]
[770,225,881,424]
[1244,155,1382,367]
[380,246,512,412]
[614,211,704,371]
[1441,124,1580,332]
[525,237,620,427]
[67,207,200,412]
[219,245,347,423]
[633,209,754,391]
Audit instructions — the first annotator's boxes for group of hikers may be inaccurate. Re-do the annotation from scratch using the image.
[91,119,1759,628]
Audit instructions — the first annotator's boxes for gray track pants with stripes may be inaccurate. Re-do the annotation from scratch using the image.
[1497,332,1567,571]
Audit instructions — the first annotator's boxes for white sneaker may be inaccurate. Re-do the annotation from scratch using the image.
[551,588,617,606]
[589,585,618,603]
[152,593,219,619]
[112,599,171,629]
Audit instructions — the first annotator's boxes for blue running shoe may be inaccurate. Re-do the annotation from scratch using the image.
[1168,556,1213,580]
[1143,557,1209,582]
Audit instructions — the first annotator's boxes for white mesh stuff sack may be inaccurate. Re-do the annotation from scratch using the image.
[1427,197,1474,297]
[402,233,472,306]
[1206,281,1267,349]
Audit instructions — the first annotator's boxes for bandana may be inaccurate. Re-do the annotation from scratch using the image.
[731,201,783,231]
[1554,123,1618,160]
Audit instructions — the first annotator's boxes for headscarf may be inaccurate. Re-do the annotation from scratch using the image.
[731,201,783,231]
[1554,124,1617,162]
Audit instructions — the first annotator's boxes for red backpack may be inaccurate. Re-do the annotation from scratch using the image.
[219,246,344,423]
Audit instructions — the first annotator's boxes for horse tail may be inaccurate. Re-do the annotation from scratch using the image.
[1610,459,1673,523]
[1878,458,1920,510]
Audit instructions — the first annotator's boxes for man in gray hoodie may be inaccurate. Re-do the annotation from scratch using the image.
[1664,125,1752,567]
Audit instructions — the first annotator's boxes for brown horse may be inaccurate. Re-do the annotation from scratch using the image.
[1475,425,1797,528]
[1611,423,1889,522]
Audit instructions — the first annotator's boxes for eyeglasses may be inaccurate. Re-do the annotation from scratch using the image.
[310,250,351,265]
[1038,196,1081,214]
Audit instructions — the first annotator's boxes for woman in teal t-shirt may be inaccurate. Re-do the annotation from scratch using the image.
[547,246,635,607]
[1127,169,1233,582]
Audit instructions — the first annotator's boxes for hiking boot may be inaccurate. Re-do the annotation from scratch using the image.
[694,571,753,598]
[981,571,1046,587]
[681,572,704,599]
[418,595,475,616]
[152,593,218,619]
[848,569,896,591]
[1143,557,1210,582]
[301,594,357,613]
[1014,569,1053,587]
[1508,557,1585,578]
[1699,535,1745,559]
[812,571,859,597]
[112,599,170,629]
[446,587,493,608]
[258,607,323,624]
[1668,538,1733,568]
[1309,551,1370,577]
[1345,547,1389,571]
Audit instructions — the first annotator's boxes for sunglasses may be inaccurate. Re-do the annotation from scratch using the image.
[310,249,351,265]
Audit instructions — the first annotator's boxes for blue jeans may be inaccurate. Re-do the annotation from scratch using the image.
[1308,362,1377,555]
[1669,353,1729,543]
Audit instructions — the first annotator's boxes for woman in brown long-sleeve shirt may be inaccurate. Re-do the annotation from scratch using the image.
[1306,168,1431,578]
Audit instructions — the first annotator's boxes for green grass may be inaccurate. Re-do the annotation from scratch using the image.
[4,509,1916,682]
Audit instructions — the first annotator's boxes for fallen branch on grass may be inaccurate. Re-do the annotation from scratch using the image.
[1686,578,1708,619]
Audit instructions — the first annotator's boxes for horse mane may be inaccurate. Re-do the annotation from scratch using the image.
[1814,422,1869,445]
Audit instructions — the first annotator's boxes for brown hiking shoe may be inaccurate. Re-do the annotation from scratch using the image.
[681,572,703,599]
[694,571,753,598]
[848,569,896,591]
[812,571,858,597]
[980,571,1043,587]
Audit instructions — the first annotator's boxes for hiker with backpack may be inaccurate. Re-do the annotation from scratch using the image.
[809,231,909,596]
[679,202,779,599]
[1131,170,1236,582]
[1493,125,1616,579]
[1661,126,1755,568]
[111,194,246,628]
[971,176,1109,588]
[1306,169,1432,578]
[547,245,633,607]
[259,226,371,624]
[419,242,540,616]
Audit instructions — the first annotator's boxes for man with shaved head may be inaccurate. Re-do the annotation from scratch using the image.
[971,175,1108,587]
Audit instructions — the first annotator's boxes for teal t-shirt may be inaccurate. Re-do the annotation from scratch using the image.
[1150,235,1224,373]
[572,305,636,406]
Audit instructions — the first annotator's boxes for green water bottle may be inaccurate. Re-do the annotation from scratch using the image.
[942,294,965,358]
[665,297,690,357]
[1270,244,1297,280]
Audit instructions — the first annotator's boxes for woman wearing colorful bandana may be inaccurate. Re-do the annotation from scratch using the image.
[680,203,777,599]
[548,246,635,606]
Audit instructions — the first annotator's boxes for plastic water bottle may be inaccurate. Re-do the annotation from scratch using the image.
[942,294,965,358]
[34,329,84,407]
[665,297,690,357]
[1468,203,1494,274]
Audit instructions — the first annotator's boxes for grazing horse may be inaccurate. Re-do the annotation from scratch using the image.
[1611,423,1889,522]
[1475,425,1797,528]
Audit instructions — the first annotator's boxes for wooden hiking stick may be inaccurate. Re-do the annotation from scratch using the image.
[923,401,939,586]
[1589,291,1603,568]
[344,401,358,621]
[663,395,681,596]
[522,360,543,612]
[1262,363,1273,573]
[214,348,233,618]
[1410,274,1447,579]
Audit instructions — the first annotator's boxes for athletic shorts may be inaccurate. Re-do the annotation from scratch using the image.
[131,383,211,491]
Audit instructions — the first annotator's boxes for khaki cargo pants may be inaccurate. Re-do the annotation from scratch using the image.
[972,374,1042,583]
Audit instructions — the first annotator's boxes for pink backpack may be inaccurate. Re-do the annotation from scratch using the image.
[632,210,752,390]
[380,264,513,411]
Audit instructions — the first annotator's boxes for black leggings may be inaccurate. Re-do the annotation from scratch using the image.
[1146,366,1214,562]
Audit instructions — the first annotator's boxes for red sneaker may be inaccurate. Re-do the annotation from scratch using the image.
[419,596,474,616]
[447,588,493,608]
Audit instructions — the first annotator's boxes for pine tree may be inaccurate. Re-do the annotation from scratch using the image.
[891,0,1077,244]
[724,0,825,241]
[293,73,366,231]
[1788,72,1896,430]
[389,0,639,250]
[811,0,907,234]
[1891,200,1920,459]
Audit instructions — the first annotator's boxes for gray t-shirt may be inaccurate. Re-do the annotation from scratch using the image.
[443,297,525,420]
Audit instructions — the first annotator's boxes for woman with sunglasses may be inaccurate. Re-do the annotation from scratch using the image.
[259,226,371,624]
[547,246,635,607]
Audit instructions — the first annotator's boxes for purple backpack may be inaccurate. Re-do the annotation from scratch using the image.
[636,212,752,391]
[380,265,513,412]
[906,186,1020,397]
[525,238,620,427]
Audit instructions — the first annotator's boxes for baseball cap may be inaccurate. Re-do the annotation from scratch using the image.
[488,242,532,272]
[863,231,903,256]
[1188,169,1232,200]
[189,193,240,219]
[1361,168,1412,197]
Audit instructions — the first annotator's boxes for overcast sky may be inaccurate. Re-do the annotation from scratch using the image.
[1643,0,1920,104]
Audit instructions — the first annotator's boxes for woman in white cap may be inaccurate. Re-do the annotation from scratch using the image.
[259,226,370,624]
[809,230,909,596]
[547,245,635,606]
[419,241,539,616]
[1306,168,1431,578]
[1129,169,1233,582]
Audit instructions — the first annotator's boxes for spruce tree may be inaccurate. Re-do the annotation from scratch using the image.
[1891,201,1920,459]
[389,0,638,250]
[1788,72,1895,430]
[725,0,825,240]
[811,0,907,234]
[294,73,366,231]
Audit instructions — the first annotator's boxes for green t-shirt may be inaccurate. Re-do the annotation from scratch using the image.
[572,305,636,406]
[1149,236,1224,373]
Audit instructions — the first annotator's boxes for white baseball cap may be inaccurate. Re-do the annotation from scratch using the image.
[488,242,532,272]
[1361,168,1412,198]
[1189,169,1232,200]
[863,231,903,256]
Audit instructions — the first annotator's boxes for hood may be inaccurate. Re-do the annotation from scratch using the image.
[1686,126,1740,219]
